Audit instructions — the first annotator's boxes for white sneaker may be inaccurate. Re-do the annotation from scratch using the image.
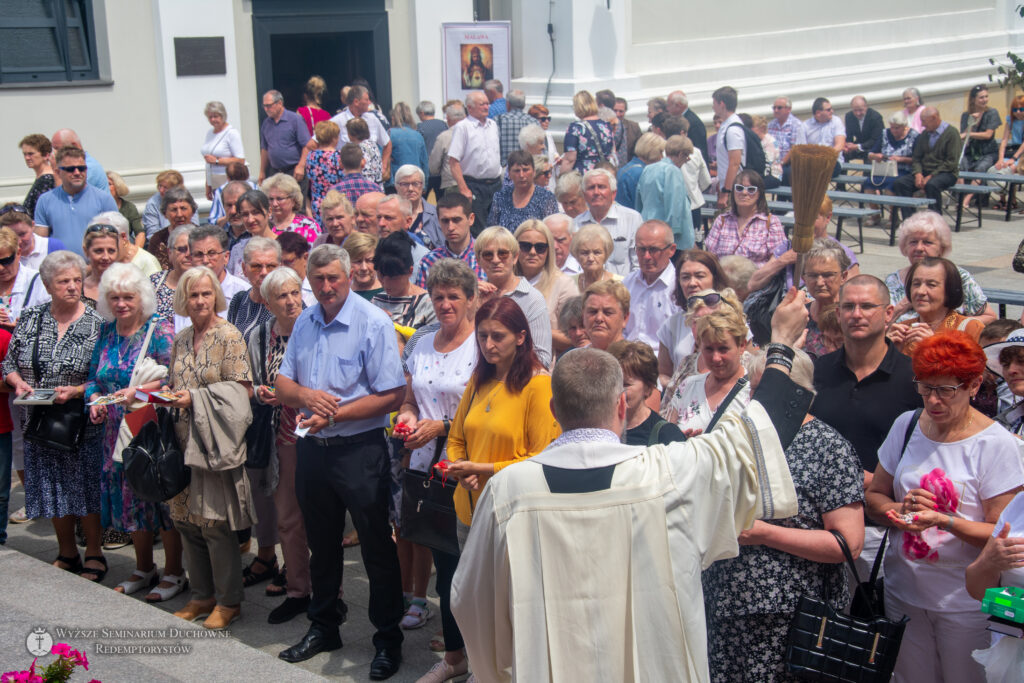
[400,601,432,629]
[415,658,469,683]
[8,507,28,524]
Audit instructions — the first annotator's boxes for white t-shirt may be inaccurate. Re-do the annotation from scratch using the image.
[200,125,245,181]
[6,265,50,322]
[332,109,392,148]
[716,113,746,192]
[657,311,695,367]
[404,330,477,471]
[879,412,1024,612]
[666,372,751,433]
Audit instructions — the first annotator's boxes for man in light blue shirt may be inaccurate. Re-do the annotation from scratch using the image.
[275,243,406,677]
[51,129,107,193]
[33,146,117,256]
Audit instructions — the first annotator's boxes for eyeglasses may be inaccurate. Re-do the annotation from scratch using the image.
[912,379,963,400]
[536,169,552,177]
[838,302,883,313]
[86,224,119,236]
[636,244,673,256]
[59,165,88,174]
[479,249,512,261]
[0,253,16,266]
[733,184,759,196]
[267,196,290,204]
[191,249,225,259]
[518,241,548,255]
[537,116,551,122]
[0,204,27,216]
[772,105,788,110]
[803,270,840,282]
[687,292,722,308]
[397,181,423,189]
[173,246,190,255]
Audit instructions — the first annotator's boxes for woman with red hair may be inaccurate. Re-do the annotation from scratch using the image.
[866,331,1024,682]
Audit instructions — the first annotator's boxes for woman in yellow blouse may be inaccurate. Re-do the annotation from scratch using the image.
[446,296,560,530]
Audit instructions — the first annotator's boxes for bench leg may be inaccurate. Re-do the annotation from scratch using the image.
[857,218,864,253]
[835,217,843,242]
[889,207,898,246]
[955,198,963,232]
[978,200,983,229]
[1008,184,1016,222]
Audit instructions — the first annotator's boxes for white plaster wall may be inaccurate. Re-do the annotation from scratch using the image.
[408,0,475,108]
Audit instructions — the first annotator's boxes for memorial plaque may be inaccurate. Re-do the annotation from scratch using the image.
[174,37,226,77]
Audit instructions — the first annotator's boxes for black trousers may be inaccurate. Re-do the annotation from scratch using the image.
[452,174,502,236]
[892,171,957,219]
[296,430,404,651]
[431,548,464,652]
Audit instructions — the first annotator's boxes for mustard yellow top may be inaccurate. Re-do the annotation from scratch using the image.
[447,373,561,524]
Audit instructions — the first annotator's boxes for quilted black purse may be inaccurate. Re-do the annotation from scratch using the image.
[123,407,190,503]
[784,530,908,682]
[22,314,87,452]
[399,436,460,556]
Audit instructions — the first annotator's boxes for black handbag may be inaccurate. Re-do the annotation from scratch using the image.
[123,407,190,503]
[22,312,87,451]
[399,435,460,556]
[784,530,908,682]
[743,269,787,346]
[245,324,276,469]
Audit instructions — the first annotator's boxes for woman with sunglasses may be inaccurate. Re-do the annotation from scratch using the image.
[533,156,555,195]
[513,220,579,355]
[81,222,120,307]
[865,331,1024,682]
[487,150,558,231]
[988,94,1024,210]
[959,84,1002,210]
[703,170,785,268]
[149,226,192,325]
[889,256,983,357]
[527,105,559,173]
[656,250,729,387]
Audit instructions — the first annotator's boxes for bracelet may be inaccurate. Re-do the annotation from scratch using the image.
[765,343,796,361]
[765,355,793,372]
[944,514,955,532]
[443,418,451,434]
[327,414,335,428]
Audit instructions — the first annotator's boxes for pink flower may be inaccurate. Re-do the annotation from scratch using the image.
[71,649,89,670]
[50,644,71,657]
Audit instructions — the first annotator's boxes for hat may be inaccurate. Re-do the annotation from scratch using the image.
[983,329,1024,376]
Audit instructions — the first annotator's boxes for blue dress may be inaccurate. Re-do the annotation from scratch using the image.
[388,125,429,186]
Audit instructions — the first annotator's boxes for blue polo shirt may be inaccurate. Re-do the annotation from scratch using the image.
[85,151,108,193]
[278,288,405,437]
[33,184,118,256]
[259,109,311,170]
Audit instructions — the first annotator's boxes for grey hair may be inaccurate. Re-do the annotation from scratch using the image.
[308,243,351,276]
[903,87,923,104]
[896,211,952,257]
[260,265,302,301]
[379,194,413,217]
[555,171,584,201]
[543,213,573,234]
[261,173,303,212]
[551,348,623,430]
[557,295,584,333]
[243,236,282,264]
[88,211,129,236]
[465,91,488,110]
[265,90,284,104]
[518,124,546,150]
[39,251,86,287]
[174,266,226,316]
[168,225,193,253]
[775,96,793,108]
[204,101,227,119]
[806,237,852,273]
[667,91,688,108]
[95,262,156,322]
[444,101,467,121]
[189,223,229,250]
[748,348,816,398]
[584,167,617,193]
[425,258,477,299]
[888,110,910,126]
[394,164,425,185]
[484,79,503,94]
[160,186,196,215]
[416,100,435,117]
[507,89,526,110]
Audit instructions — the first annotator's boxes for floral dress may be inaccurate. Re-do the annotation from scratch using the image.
[149,271,176,322]
[24,174,55,220]
[274,214,321,245]
[360,140,384,184]
[306,148,344,224]
[702,419,864,683]
[563,119,616,173]
[83,316,175,532]
[1,303,104,518]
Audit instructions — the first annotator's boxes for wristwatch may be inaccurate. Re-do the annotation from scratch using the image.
[327,414,335,428]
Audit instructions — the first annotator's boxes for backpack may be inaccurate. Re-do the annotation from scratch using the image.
[726,122,768,180]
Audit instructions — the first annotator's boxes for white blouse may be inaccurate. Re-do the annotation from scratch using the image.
[200,125,245,179]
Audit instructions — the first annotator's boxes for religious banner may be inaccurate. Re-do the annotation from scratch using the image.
[442,22,512,103]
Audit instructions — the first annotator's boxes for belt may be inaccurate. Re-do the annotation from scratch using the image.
[304,427,385,448]
[463,174,501,184]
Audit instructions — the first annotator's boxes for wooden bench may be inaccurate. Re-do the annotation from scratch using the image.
[698,205,877,251]
[945,184,999,232]
[960,170,1024,222]
[982,288,1024,318]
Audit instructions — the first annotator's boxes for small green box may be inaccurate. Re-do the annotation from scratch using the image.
[982,586,1024,624]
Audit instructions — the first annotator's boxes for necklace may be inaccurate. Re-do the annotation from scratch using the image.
[479,381,504,412]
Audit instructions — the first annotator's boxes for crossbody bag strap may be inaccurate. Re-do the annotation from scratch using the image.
[870,408,923,581]
[706,376,748,432]
[648,418,669,446]
[127,322,156,387]
[258,323,268,387]
[583,120,608,163]
[30,310,43,384]
[24,273,39,306]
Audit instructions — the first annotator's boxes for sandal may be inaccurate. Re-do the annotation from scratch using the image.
[145,573,189,603]
[115,566,159,595]
[342,530,360,548]
[80,555,108,583]
[53,554,83,574]
[242,556,278,587]
[266,565,287,597]
[428,631,446,652]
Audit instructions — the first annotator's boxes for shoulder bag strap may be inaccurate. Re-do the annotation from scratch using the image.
[128,322,156,387]
[24,273,39,307]
[30,310,43,383]
[647,418,669,446]
[706,376,749,433]
[258,323,268,386]
[583,121,608,163]
[869,408,923,582]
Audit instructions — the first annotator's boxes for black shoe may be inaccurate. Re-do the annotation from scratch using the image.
[268,596,311,625]
[278,627,342,663]
[368,648,402,680]
[337,598,349,624]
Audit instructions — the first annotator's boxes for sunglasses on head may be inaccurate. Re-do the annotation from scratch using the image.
[86,224,119,236]
[687,292,722,308]
[518,241,548,254]
[733,184,759,196]
[0,204,27,217]
[59,165,88,174]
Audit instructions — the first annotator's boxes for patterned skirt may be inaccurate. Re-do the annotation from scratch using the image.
[707,612,802,683]
[24,426,103,519]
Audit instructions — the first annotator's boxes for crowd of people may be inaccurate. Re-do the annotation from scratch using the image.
[3,74,1024,682]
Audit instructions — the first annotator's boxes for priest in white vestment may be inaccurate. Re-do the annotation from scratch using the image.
[451,289,815,682]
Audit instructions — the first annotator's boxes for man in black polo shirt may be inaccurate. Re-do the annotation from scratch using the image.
[813,274,921,581]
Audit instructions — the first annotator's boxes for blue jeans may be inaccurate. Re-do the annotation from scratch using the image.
[0,432,13,544]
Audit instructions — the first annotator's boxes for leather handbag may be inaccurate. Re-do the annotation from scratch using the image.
[399,436,460,556]
[122,407,190,502]
[245,324,276,469]
[869,159,898,187]
[23,313,87,452]
[784,530,908,682]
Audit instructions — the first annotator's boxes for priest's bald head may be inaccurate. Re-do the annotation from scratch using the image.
[551,348,628,433]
